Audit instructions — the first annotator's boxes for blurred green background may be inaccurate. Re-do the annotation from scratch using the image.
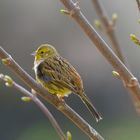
[0,0,140,139]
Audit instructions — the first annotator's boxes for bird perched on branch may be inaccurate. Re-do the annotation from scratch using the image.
[32,44,102,122]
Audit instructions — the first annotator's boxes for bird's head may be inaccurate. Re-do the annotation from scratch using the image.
[32,44,58,61]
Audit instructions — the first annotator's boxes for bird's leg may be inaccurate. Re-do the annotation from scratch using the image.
[57,94,65,102]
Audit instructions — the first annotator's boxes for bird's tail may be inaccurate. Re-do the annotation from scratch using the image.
[80,93,102,122]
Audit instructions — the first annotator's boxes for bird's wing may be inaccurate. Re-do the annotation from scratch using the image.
[38,55,83,94]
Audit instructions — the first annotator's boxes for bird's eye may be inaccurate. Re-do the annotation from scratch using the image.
[40,51,44,54]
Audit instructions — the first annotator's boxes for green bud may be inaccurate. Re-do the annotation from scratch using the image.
[112,13,118,21]
[60,9,70,15]
[130,34,140,46]
[21,96,32,102]
[67,131,72,140]
[112,71,120,78]
[31,89,37,95]
[2,58,10,65]
[0,74,4,79]
[94,20,102,29]
[4,75,13,87]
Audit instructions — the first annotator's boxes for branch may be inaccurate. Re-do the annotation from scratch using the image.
[0,47,104,140]
[0,74,67,140]
[136,0,140,13]
[91,0,125,64]
[59,0,140,113]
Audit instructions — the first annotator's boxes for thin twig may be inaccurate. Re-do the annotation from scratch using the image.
[0,74,67,140]
[59,0,140,113]
[91,0,125,64]
[136,0,140,13]
[91,0,140,116]
[0,47,104,140]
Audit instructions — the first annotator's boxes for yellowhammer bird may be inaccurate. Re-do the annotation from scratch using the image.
[32,44,102,122]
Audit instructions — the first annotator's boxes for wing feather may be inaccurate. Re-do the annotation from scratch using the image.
[38,55,83,94]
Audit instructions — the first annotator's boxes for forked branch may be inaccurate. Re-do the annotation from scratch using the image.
[59,0,140,113]
[0,46,104,140]
[91,0,125,64]
[0,74,67,140]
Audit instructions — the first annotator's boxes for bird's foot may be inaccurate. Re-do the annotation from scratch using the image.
[57,94,65,102]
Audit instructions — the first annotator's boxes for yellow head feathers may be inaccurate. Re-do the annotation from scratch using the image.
[32,44,58,61]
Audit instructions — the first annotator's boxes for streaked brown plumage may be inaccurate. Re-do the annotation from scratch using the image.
[33,44,102,122]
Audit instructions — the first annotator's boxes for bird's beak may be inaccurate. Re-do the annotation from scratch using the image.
[31,51,36,56]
